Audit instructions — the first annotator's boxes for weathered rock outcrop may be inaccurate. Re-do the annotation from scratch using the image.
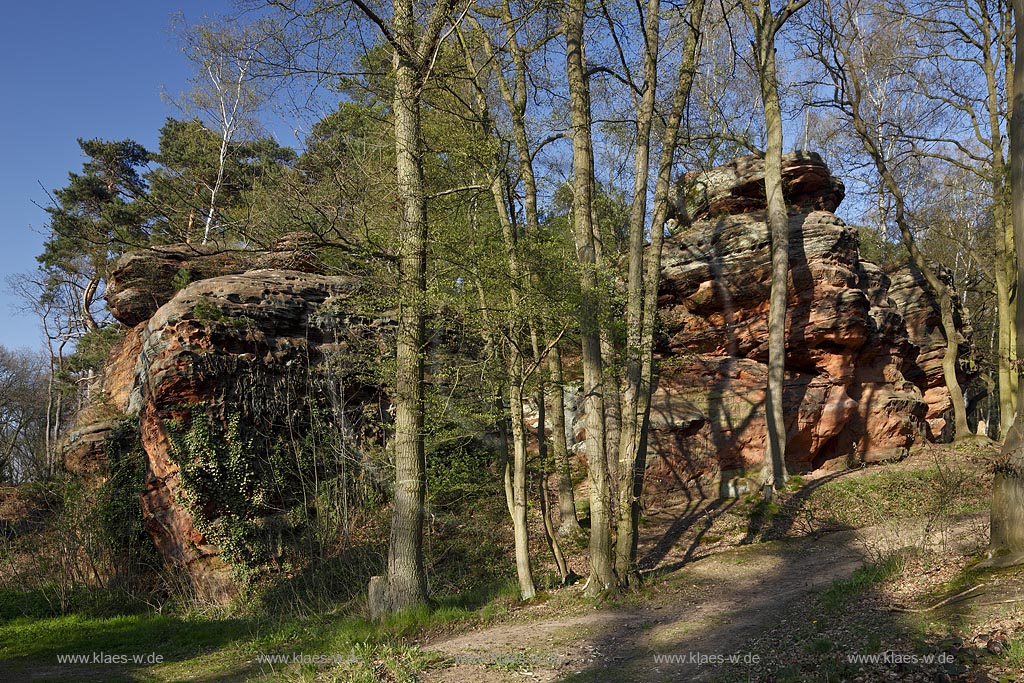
[887,264,977,439]
[62,326,145,481]
[130,271,369,602]
[105,232,326,326]
[678,151,846,222]
[648,152,974,494]
[68,235,390,601]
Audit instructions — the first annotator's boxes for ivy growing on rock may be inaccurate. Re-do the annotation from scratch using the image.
[97,416,161,587]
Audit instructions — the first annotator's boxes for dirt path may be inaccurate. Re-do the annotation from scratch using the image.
[422,513,989,683]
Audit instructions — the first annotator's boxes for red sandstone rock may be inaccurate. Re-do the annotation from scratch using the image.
[69,258,390,601]
[649,155,972,492]
[887,264,977,439]
[131,270,365,600]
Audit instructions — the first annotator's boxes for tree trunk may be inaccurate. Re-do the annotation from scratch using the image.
[567,0,616,593]
[535,382,570,582]
[996,250,1015,437]
[81,275,100,332]
[755,13,790,491]
[985,12,1018,437]
[466,6,585,539]
[988,0,1024,567]
[548,346,583,535]
[386,0,429,612]
[615,0,706,583]
[508,357,537,599]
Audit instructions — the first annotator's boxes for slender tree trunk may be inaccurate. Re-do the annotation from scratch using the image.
[988,0,1024,566]
[986,16,1018,436]
[531,329,570,581]
[615,0,705,582]
[460,28,552,598]
[548,346,582,535]
[1004,4,1020,421]
[567,0,616,593]
[535,380,570,581]
[387,0,429,612]
[508,356,537,599]
[539,462,570,581]
[480,4,586,535]
[617,0,660,557]
[996,245,1015,437]
[939,291,971,438]
[492,175,538,599]
[745,3,791,491]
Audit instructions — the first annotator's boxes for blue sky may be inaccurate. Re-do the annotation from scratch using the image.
[0,1,238,351]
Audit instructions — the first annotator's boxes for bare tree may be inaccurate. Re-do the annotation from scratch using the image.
[176,17,268,244]
[801,0,971,439]
[987,0,1024,567]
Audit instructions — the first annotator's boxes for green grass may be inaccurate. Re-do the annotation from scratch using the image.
[0,612,249,661]
[796,461,989,532]
[1005,638,1024,669]
[0,579,518,682]
[817,551,909,612]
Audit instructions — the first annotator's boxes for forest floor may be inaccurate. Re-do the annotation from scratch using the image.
[420,438,1024,683]
[2,439,1023,682]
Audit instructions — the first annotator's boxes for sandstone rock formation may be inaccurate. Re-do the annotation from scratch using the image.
[649,152,975,495]
[677,151,846,222]
[67,235,389,601]
[105,232,327,326]
[887,264,977,440]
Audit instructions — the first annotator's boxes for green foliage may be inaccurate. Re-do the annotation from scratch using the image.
[190,296,246,329]
[1005,638,1024,669]
[97,418,160,575]
[39,138,150,269]
[163,399,383,586]
[37,137,151,330]
[147,117,297,244]
[170,267,192,292]
[425,435,496,510]
[166,409,271,576]
[64,325,126,379]
[857,225,902,267]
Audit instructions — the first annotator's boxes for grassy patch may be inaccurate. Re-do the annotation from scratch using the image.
[0,612,253,662]
[1005,638,1024,669]
[0,578,518,682]
[818,551,909,612]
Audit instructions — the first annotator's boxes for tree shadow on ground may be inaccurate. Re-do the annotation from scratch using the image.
[0,612,255,683]
[741,469,857,544]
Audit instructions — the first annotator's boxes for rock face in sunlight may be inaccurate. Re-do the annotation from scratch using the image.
[650,151,976,495]
[105,232,326,326]
[66,234,391,602]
